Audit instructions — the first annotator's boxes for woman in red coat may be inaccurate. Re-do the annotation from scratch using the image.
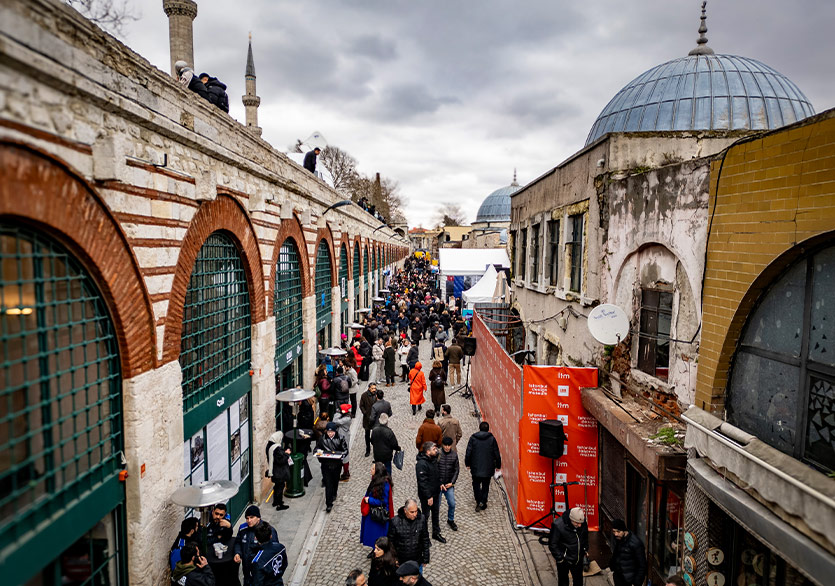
[408,361,426,415]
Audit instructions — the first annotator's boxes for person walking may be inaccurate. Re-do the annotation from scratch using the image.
[397,338,411,381]
[387,499,431,570]
[360,383,378,458]
[406,342,420,372]
[234,506,278,586]
[610,519,647,586]
[415,441,445,543]
[445,339,464,386]
[361,462,395,552]
[265,431,291,511]
[415,410,442,450]
[437,404,462,450]
[383,339,397,386]
[464,421,502,511]
[249,522,287,586]
[548,507,589,586]
[369,389,393,429]
[368,537,399,586]
[317,423,348,513]
[438,436,459,532]
[427,361,446,414]
[333,404,353,481]
[370,414,401,475]
[408,362,426,416]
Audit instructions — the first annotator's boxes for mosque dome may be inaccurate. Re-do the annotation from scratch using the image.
[585,5,815,146]
[475,176,521,223]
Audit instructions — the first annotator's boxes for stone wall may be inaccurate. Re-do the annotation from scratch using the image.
[0,0,407,584]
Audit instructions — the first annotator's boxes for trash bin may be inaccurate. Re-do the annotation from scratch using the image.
[286,451,306,498]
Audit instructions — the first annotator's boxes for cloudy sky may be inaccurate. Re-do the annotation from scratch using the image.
[117,0,835,227]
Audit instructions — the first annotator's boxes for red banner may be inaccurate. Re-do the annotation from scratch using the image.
[470,313,522,513]
[518,366,599,530]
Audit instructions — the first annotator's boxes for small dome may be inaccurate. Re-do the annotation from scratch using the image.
[586,54,814,146]
[475,182,521,223]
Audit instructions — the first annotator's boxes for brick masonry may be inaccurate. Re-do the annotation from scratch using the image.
[695,110,835,412]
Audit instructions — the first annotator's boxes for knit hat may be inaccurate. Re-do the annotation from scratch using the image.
[395,560,420,576]
[326,422,338,431]
[569,507,585,523]
[245,505,261,518]
[340,403,351,413]
[611,518,627,531]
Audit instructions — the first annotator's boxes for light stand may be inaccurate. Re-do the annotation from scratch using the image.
[449,357,472,399]
[524,460,579,532]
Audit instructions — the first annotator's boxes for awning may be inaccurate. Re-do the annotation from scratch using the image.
[689,458,835,586]
[462,264,499,307]
[581,388,686,481]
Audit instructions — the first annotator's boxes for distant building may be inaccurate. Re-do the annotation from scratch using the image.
[468,174,520,248]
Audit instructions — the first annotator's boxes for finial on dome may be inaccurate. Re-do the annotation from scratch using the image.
[688,1,715,56]
[511,168,518,186]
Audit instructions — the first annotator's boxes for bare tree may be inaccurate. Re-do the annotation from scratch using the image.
[434,203,467,227]
[319,146,359,196]
[66,0,139,35]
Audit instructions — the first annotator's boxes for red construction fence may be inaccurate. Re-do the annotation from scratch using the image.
[470,312,599,530]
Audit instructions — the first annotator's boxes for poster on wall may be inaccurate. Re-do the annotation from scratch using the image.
[207,412,229,482]
[517,366,599,530]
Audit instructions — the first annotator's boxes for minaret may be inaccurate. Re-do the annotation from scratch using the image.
[163,0,198,76]
[243,35,262,136]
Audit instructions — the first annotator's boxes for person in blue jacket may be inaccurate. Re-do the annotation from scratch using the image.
[234,506,278,586]
[360,462,394,552]
[250,522,287,586]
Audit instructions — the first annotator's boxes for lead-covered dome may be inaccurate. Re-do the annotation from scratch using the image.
[585,5,815,146]
[475,180,521,223]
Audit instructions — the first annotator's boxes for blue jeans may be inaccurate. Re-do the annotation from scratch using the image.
[441,485,456,521]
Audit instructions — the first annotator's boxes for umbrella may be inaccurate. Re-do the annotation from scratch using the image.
[347,322,365,329]
[371,297,385,302]
[171,480,240,508]
[355,308,371,314]
[319,347,347,357]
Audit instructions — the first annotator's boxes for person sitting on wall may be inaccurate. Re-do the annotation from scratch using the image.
[198,72,230,112]
[174,61,209,101]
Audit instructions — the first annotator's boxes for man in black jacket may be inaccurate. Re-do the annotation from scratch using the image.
[368,389,392,429]
[249,522,287,586]
[415,441,445,543]
[370,413,400,474]
[174,61,209,101]
[171,542,216,586]
[464,421,501,510]
[316,422,348,512]
[198,73,230,112]
[438,436,459,531]
[303,147,320,174]
[234,506,278,586]
[359,383,378,457]
[387,499,431,570]
[610,519,647,586]
[548,507,589,586]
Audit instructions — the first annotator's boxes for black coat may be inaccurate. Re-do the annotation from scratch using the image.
[406,346,420,369]
[303,150,317,173]
[360,390,377,429]
[171,563,216,586]
[415,452,440,501]
[370,424,400,462]
[204,77,229,112]
[611,532,647,585]
[250,540,287,586]
[547,513,589,566]
[383,346,397,376]
[235,521,278,581]
[266,440,290,482]
[369,399,393,428]
[186,75,210,100]
[465,431,502,477]
[387,507,431,564]
[368,558,399,586]
[438,449,459,485]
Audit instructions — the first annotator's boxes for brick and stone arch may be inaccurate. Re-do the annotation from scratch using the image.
[0,141,156,377]
[314,226,337,286]
[268,214,312,314]
[163,194,265,363]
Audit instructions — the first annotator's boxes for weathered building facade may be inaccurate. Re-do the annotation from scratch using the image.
[0,0,406,584]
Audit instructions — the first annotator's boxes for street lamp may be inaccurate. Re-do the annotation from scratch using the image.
[322,199,354,215]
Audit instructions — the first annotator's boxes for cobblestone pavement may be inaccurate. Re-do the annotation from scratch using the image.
[303,339,537,585]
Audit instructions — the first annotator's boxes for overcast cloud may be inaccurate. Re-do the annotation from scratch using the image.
[117,0,835,227]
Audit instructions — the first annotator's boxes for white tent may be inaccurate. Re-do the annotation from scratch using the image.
[462,264,499,308]
[438,248,510,278]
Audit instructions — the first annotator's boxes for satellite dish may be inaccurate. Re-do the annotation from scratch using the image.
[587,304,629,345]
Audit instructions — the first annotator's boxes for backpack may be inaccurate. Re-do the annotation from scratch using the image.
[433,346,445,361]
[169,537,185,571]
[433,374,444,386]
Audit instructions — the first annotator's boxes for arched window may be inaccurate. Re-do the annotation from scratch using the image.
[339,244,349,302]
[1,224,124,582]
[353,244,361,312]
[275,238,303,370]
[728,242,835,473]
[181,232,251,414]
[364,245,370,306]
[315,240,332,323]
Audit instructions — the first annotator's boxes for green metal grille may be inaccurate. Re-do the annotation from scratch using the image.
[275,239,303,368]
[339,244,349,302]
[353,246,361,310]
[0,225,122,545]
[364,246,370,306]
[315,241,332,322]
[181,232,251,414]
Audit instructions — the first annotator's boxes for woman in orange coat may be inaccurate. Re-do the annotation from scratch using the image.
[408,361,427,416]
